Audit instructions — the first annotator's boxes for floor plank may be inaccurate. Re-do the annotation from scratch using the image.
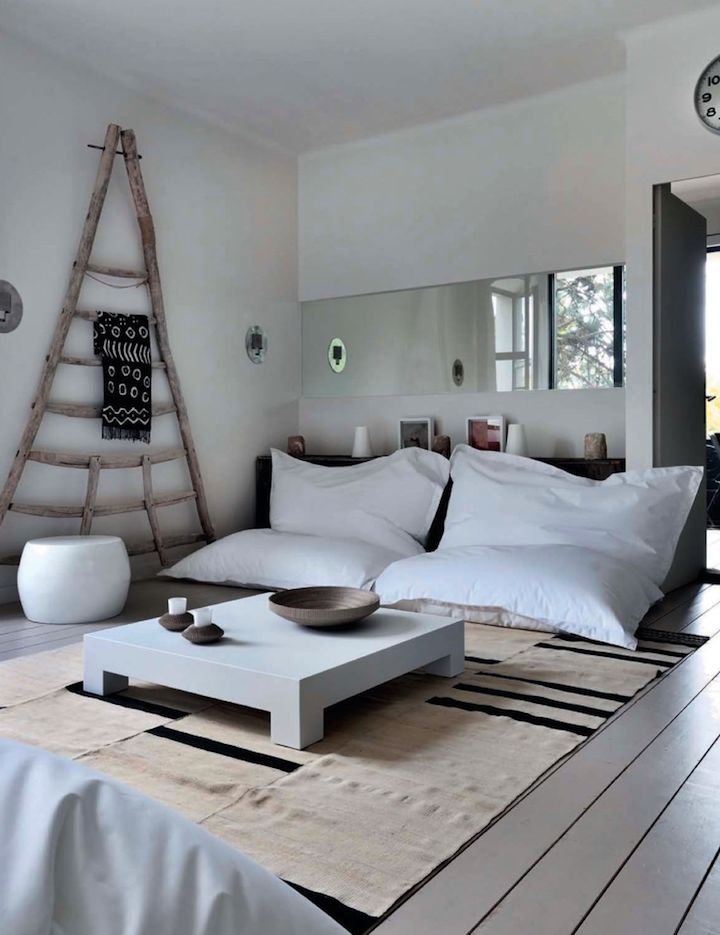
[0,632,98,662]
[643,582,710,625]
[678,852,720,935]
[651,586,720,635]
[574,736,720,935]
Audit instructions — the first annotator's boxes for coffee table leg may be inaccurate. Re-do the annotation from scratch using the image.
[83,648,129,695]
[425,646,465,677]
[271,698,324,750]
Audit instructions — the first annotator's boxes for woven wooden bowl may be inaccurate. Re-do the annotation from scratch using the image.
[268,587,380,628]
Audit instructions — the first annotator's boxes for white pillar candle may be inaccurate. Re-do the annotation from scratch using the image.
[191,607,212,627]
[168,597,187,616]
[352,425,373,458]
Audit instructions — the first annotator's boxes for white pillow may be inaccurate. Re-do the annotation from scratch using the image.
[161,529,405,590]
[374,545,663,649]
[441,445,702,587]
[270,447,449,555]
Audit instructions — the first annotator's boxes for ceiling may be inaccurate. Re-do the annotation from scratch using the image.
[1,0,716,153]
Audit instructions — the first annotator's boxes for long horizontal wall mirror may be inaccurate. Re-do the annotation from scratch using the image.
[302,265,625,398]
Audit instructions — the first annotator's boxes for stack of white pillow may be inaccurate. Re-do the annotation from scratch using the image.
[163,447,449,590]
[163,444,702,649]
[375,445,701,649]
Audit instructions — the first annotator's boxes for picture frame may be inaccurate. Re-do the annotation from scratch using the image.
[466,415,506,452]
[398,417,432,451]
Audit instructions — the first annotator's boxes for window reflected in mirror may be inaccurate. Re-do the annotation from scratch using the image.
[550,266,625,390]
[302,266,625,398]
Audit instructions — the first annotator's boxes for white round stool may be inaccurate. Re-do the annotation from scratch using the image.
[17,535,131,624]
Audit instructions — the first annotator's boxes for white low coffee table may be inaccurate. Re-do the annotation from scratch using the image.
[83,593,464,749]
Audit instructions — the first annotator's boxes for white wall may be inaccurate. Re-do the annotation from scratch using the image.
[0,32,299,601]
[298,74,627,456]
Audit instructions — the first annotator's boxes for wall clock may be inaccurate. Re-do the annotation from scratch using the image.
[695,55,720,134]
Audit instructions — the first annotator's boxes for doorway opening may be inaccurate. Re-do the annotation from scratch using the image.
[670,176,720,575]
[705,248,720,570]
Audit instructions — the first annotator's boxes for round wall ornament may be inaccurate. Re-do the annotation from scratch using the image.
[328,337,347,373]
[0,280,23,334]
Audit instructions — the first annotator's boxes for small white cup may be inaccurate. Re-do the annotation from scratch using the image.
[191,607,212,627]
[168,597,187,616]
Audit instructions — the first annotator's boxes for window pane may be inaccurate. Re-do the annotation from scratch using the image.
[513,357,528,390]
[495,358,513,391]
[553,266,616,389]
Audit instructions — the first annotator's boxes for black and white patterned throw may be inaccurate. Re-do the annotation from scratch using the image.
[93,311,152,443]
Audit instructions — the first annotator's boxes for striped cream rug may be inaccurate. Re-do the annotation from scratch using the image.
[0,623,700,933]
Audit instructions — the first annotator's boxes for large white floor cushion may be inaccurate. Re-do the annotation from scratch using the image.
[375,544,663,649]
[440,445,703,586]
[270,447,449,555]
[162,528,406,590]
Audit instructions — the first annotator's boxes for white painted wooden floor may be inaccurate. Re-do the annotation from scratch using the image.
[2,579,720,934]
[376,581,720,935]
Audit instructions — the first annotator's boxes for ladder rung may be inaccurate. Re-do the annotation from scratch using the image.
[86,263,147,279]
[27,448,185,469]
[74,309,156,324]
[9,503,83,518]
[96,490,197,516]
[9,490,197,519]
[59,355,166,369]
[45,401,176,418]
[127,533,207,557]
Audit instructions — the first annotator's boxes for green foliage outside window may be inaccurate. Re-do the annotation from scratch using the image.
[553,267,618,389]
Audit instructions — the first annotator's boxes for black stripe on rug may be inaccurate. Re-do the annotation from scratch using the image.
[633,646,687,659]
[473,670,632,703]
[554,631,689,658]
[287,880,377,934]
[66,682,187,719]
[535,643,674,667]
[427,696,594,736]
[465,655,501,665]
[636,626,709,648]
[453,683,612,719]
[147,725,302,773]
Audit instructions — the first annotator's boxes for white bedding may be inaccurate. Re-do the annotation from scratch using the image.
[375,544,663,649]
[0,739,344,935]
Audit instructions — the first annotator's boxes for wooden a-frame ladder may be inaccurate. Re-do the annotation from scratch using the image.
[0,123,215,566]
